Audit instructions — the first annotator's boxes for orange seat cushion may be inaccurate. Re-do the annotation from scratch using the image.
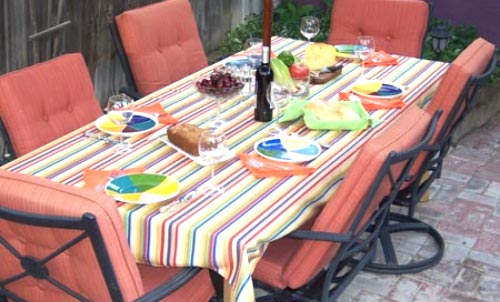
[253,105,432,289]
[0,170,214,301]
[328,0,429,57]
[0,53,103,156]
[115,0,208,95]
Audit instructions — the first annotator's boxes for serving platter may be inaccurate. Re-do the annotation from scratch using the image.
[159,136,235,165]
[105,173,180,204]
[254,136,321,163]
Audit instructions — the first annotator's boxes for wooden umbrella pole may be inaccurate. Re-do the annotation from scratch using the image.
[262,0,272,47]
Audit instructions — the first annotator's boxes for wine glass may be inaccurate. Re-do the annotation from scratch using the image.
[195,70,243,130]
[267,82,291,136]
[300,16,320,43]
[106,94,134,153]
[244,37,262,68]
[354,36,376,80]
[198,129,229,195]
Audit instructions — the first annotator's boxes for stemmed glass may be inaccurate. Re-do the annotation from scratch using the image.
[198,129,229,195]
[267,82,291,136]
[354,36,376,80]
[300,16,320,43]
[106,94,134,154]
[195,70,243,130]
[244,37,262,68]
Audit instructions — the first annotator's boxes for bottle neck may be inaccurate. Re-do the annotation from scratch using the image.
[261,46,270,64]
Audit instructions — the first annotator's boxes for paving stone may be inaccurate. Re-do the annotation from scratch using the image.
[437,199,493,238]
[411,282,446,302]
[442,241,471,262]
[441,291,483,302]
[412,260,461,288]
[473,231,500,255]
[484,181,500,200]
[463,258,500,276]
[469,250,500,269]
[477,275,500,302]
[350,273,398,297]
[465,177,490,193]
[457,190,499,207]
[387,277,420,301]
[450,266,481,294]
[354,290,396,302]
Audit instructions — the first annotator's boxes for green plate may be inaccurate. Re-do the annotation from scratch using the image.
[105,173,180,204]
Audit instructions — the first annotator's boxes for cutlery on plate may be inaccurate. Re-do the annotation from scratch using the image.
[147,127,168,141]
[83,130,120,144]
[159,190,199,213]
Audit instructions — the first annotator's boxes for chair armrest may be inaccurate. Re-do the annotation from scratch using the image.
[134,267,202,302]
[119,87,144,101]
[286,229,353,243]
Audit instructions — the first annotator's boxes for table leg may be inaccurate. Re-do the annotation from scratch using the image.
[209,270,236,302]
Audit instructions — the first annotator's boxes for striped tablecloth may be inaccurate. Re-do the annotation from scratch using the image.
[3,37,449,302]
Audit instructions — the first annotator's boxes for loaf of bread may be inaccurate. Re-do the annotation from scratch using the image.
[304,43,337,71]
[306,100,359,121]
[167,124,203,156]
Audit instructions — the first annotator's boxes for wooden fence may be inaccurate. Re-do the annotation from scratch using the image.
[0,0,268,106]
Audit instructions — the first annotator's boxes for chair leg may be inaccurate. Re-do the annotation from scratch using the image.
[363,212,444,274]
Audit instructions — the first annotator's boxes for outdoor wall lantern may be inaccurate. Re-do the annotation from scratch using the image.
[430,24,452,56]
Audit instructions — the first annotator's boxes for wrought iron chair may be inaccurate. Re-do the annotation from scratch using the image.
[249,105,440,302]
[0,53,103,162]
[365,37,497,274]
[0,169,214,302]
[110,0,208,99]
[327,0,430,57]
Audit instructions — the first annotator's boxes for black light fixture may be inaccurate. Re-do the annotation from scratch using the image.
[430,24,452,57]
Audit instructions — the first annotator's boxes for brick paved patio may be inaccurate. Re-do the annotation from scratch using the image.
[338,113,500,302]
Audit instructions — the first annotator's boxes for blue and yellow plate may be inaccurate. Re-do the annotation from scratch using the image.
[254,137,321,163]
[105,173,180,204]
[95,112,158,137]
[352,81,404,99]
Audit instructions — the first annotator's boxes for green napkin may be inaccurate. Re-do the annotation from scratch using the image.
[281,98,308,122]
[304,101,380,130]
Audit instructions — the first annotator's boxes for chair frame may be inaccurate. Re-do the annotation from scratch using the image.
[109,18,144,100]
[0,119,15,165]
[365,49,499,275]
[250,111,440,302]
[0,206,200,302]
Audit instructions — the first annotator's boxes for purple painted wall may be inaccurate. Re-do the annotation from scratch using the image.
[434,0,500,46]
[295,0,500,46]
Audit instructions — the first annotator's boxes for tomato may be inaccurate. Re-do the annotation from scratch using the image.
[289,62,310,80]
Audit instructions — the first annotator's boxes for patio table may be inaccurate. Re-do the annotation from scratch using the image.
[2,37,449,302]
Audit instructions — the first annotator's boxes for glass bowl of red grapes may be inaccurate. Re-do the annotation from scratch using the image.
[195,70,244,99]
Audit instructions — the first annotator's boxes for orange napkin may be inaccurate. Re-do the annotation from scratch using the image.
[363,51,399,67]
[83,166,146,190]
[137,103,178,124]
[339,91,405,111]
[239,153,316,178]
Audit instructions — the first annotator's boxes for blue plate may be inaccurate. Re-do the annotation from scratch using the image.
[254,137,321,163]
[225,58,259,68]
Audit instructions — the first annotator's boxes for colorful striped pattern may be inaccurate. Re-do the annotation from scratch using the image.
[2,37,449,302]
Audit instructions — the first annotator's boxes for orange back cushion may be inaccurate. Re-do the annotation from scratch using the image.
[0,53,103,156]
[283,105,432,288]
[328,0,429,57]
[115,0,208,95]
[0,170,143,301]
[454,37,495,77]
